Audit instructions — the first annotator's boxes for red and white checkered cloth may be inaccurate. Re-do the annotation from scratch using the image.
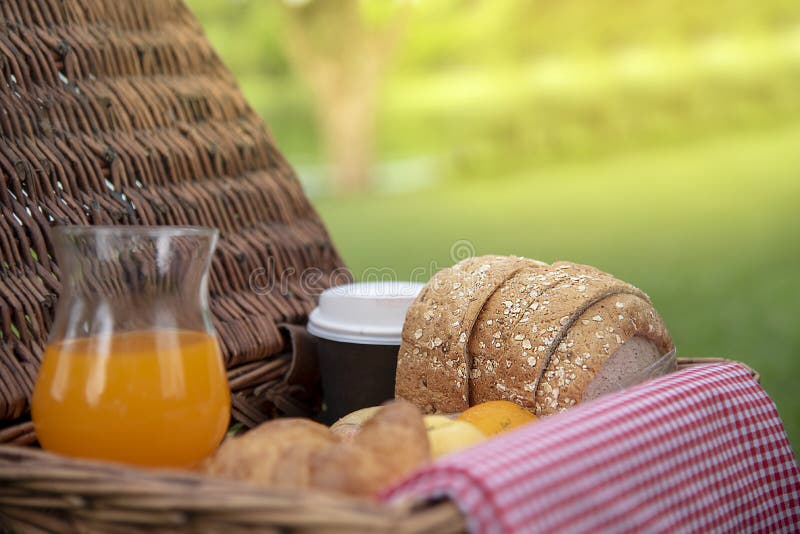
[382,362,800,533]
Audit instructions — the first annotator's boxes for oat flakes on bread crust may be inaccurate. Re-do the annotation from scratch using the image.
[395,255,541,413]
[469,262,647,409]
[535,292,673,415]
[396,256,674,416]
[468,264,547,408]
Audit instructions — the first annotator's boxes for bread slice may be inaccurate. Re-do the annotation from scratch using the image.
[535,292,673,415]
[583,336,672,401]
[395,255,539,413]
[468,264,546,409]
[469,262,647,410]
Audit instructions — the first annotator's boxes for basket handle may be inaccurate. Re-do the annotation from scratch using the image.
[280,322,322,389]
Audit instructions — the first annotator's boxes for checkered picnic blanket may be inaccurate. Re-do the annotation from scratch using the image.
[382,362,800,533]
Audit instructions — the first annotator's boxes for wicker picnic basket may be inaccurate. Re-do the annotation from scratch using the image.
[0,1,761,532]
[0,0,350,445]
[0,359,757,533]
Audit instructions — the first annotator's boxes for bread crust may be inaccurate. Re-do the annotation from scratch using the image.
[310,399,430,496]
[202,419,334,488]
[202,401,429,497]
[395,255,540,413]
[536,292,673,415]
[396,257,674,416]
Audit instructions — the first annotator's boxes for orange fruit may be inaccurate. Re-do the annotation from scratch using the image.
[457,400,537,437]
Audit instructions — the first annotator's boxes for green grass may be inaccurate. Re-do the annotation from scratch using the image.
[313,123,800,452]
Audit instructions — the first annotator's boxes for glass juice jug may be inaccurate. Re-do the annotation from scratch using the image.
[32,226,230,467]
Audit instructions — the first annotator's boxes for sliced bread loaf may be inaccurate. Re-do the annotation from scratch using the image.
[395,255,541,413]
[396,257,675,416]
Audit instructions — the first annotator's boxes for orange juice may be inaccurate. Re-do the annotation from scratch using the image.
[32,329,230,467]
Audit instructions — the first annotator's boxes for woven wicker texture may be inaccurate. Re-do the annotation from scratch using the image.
[0,444,466,534]
[0,358,757,533]
[0,0,347,433]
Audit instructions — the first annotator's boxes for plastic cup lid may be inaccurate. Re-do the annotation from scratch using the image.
[307,281,424,345]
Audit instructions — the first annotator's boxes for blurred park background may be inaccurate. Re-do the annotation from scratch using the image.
[186,0,800,450]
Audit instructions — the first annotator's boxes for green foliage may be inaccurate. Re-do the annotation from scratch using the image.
[187,0,800,173]
[189,1,288,76]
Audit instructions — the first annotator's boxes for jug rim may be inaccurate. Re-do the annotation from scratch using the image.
[53,225,219,238]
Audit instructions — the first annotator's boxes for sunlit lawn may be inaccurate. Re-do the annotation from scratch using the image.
[313,123,800,451]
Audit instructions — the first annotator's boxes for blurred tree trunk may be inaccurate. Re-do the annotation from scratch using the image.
[282,0,405,194]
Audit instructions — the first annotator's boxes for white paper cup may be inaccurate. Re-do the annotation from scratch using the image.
[308,281,423,423]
